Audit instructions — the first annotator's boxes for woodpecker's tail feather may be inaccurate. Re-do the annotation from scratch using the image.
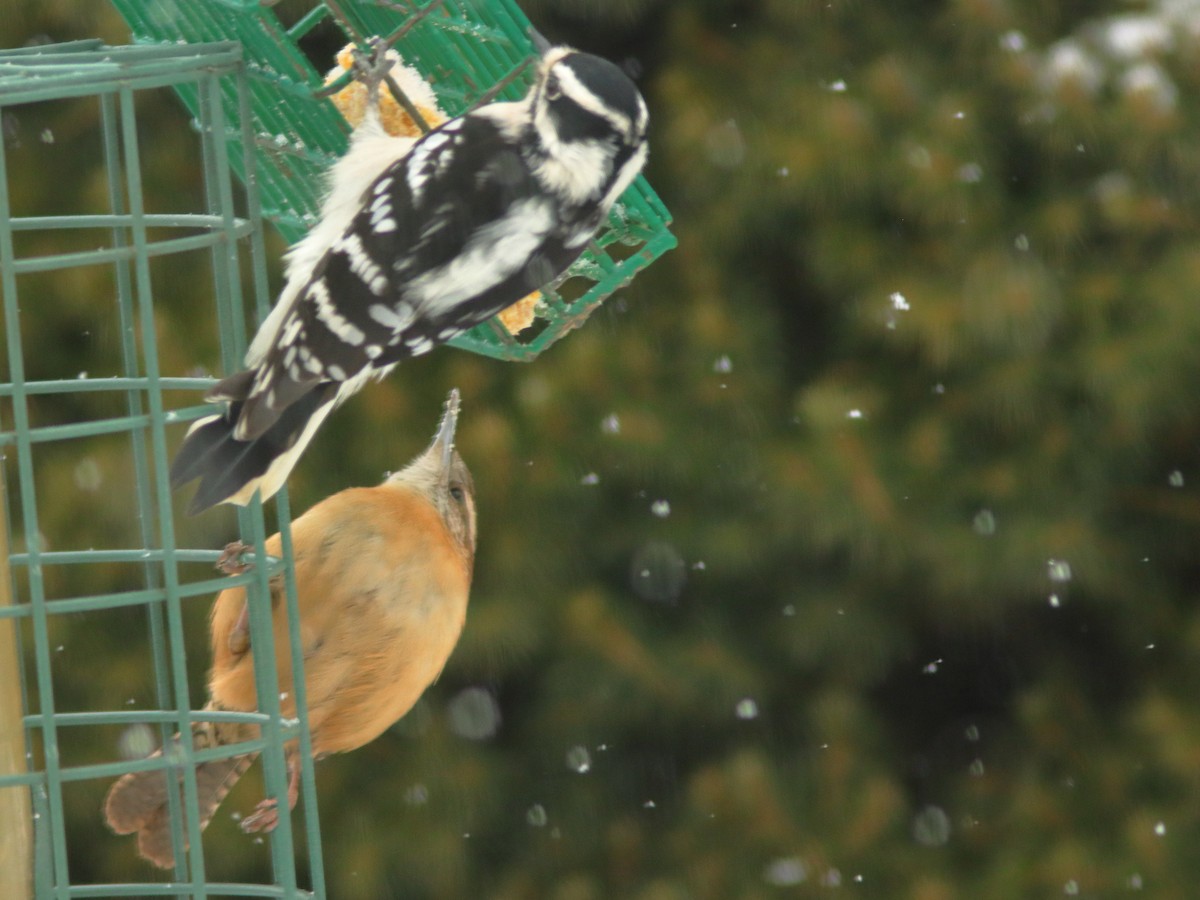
[170,381,338,515]
[103,714,257,869]
[204,367,319,443]
[203,368,256,404]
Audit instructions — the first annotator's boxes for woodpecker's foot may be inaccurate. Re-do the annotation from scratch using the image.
[216,541,252,576]
[350,37,392,106]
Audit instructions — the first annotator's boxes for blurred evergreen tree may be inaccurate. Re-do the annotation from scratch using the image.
[5,0,1200,896]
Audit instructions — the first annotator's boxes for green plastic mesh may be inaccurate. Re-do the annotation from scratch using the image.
[110,0,677,362]
[0,40,325,897]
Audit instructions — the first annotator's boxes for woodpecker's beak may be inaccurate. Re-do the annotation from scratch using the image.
[430,388,461,470]
[528,25,554,57]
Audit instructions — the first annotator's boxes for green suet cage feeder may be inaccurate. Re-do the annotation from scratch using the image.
[1,1,673,896]
[1,39,325,898]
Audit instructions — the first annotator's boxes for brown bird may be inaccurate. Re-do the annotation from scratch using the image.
[104,389,475,868]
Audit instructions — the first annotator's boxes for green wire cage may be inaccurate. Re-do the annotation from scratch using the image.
[2,1,673,897]
[0,40,325,897]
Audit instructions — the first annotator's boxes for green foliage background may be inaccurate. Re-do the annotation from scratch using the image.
[5,0,1200,896]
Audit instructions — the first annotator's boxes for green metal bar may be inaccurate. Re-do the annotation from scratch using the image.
[238,500,299,894]
[0,41,239,64]
[272,487,326,897]
[0,377,215,396]
[239,44,329,888]
[0,39,105,57]
[31,707,292,727]
[101,82,195,884]
[0,62,247,106]
[68,883,311,899]
[0,576,268,619]
[14,736,292,785]
[32,783,51,898]
[0,406,217,448]
[8,218,256,276]
[7,549,274,566]
[0,414,155,446]
[0,770,43,788]
[238,64,273,368]
[288,4,331,40]
[207,58,301,887]
[118,83,210,895]
[200,70,243,373]
[219,60,305,891]
[15,739,280,784]
[9,212,255,230]
[0,73,72,900]
[0,705,304,785]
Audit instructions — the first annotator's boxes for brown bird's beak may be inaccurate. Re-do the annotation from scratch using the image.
[430,388,461,470]
[385,389,462,490]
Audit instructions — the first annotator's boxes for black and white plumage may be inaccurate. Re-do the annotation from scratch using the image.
[171,43,649,514]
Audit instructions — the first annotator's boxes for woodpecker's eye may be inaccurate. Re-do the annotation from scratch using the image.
[545,77,561,101]
[450,485,466,503]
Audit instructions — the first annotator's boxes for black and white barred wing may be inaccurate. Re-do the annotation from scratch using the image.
[232,114,563,442]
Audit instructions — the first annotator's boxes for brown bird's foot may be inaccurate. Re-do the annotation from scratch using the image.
[227,599,252,655]
[216,541,253,575]
[239,796,280,834]
[217,541,255,653]
[228,609,250,655]
[239,756,301,834]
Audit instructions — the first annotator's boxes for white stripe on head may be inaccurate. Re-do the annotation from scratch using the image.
[600,142,648,211]
[538,47,574,76]
[551,60,632,139]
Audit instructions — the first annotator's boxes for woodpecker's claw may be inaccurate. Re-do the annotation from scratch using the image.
[350,37,392,106]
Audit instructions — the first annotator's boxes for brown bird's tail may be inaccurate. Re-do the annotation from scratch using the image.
[103,706,256,869]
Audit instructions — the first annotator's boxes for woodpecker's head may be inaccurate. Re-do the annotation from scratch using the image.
[388,388,476,561]
[528,46,649,207]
